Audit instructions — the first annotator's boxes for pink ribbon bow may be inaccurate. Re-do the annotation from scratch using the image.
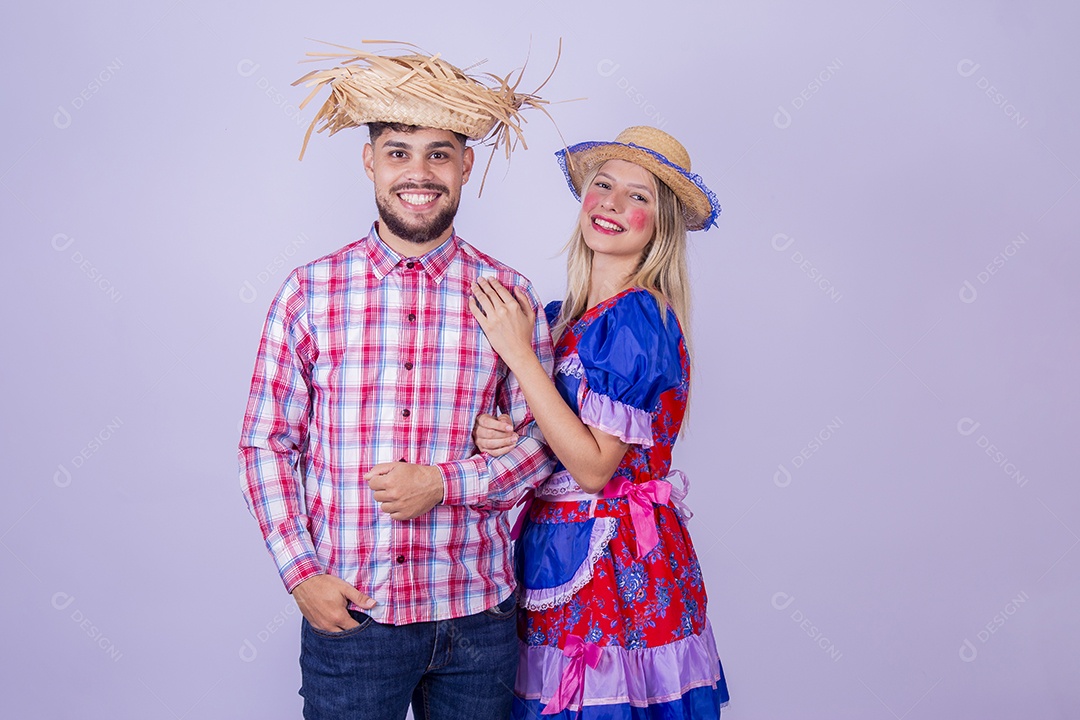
[543,635,601,715]
[665,469,694,522]
[604,477,672,558]
[509,489,534,541]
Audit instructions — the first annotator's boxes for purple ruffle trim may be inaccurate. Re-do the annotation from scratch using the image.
[520,517,618,611]
[556,353,653,447]
[516,620,724,709]
[580,391,654,448]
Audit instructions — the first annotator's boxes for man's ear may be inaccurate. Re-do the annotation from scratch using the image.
[460,145,475,185]
[362,143,376,181]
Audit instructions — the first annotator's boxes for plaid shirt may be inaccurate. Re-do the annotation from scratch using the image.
[239,224,554,625]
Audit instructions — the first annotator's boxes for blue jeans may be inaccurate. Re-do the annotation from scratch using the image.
[299,594,518,720]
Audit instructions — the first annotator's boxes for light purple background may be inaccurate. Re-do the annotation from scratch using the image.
[3,1,1077,718]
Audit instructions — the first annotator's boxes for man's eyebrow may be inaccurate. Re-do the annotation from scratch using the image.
[381,139,459,151]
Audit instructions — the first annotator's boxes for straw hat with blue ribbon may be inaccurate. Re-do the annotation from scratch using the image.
[556,126,720,231]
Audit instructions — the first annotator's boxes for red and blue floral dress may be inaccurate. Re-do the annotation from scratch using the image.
[511,288,729,719]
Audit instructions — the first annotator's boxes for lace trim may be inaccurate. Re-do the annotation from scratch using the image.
[519,517,619,611]
[535,470,596,500]
[554,354,584,379]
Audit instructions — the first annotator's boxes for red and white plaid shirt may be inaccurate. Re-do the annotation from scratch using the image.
[239,224,554,624]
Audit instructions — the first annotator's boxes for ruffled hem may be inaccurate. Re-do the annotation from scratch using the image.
[579,391,654,447]
[516,621,728,711]
[512,685,728,719]
[520,517,618,611]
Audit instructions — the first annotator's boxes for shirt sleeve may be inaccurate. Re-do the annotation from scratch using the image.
[238,271,323,592]
[576,291,684,447]
[437,282,556,510]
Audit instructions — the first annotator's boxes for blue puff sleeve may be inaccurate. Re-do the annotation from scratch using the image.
[576,291,684,446]
[544,300,563,329]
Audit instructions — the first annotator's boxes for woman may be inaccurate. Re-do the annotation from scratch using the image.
[470,126,729,718]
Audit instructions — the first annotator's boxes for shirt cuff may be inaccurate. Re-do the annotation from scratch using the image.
[437,455,488,506]
[267,519,323,592]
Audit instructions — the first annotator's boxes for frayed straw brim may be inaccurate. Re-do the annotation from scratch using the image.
[556,126,720,231]
[292,40,559,173]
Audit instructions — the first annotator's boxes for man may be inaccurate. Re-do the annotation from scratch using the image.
[239,45,555,719]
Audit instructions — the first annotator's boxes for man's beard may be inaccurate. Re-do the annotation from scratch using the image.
[376,183,458,246]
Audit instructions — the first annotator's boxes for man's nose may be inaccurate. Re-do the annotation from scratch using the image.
[403,156,435,182]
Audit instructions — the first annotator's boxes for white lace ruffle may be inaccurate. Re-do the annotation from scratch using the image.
[519,517,619,611]
[535,470,598,500]
[554,353,585,379]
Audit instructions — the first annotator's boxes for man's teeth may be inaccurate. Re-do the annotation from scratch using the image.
[401,192,437,205]
[594,218,623,232]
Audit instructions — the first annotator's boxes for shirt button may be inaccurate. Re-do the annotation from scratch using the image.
[405,261,415,269]
[407,313,416,322]
[396,555,406,564]
[402,409,411,418]
[404,361,413,370]
[399,457,406,462]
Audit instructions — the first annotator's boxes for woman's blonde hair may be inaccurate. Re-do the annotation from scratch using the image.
[553,163,692,360]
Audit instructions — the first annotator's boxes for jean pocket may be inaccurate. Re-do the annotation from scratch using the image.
[483,594,518,619]
[305,611,374,639]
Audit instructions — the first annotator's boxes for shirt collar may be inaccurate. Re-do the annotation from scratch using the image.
[364,222,460,283]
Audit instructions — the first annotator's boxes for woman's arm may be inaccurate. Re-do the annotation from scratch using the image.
[471,277,627,493]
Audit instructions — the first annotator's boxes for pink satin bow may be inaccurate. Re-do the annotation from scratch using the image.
[542,635,601,715]
[604,477,672,558]
[509,489,534,541]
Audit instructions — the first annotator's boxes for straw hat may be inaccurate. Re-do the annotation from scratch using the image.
[555,126,720,231]
[292,40,556,164]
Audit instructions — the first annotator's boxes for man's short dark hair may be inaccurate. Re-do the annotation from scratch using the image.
[367,122,469,149]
